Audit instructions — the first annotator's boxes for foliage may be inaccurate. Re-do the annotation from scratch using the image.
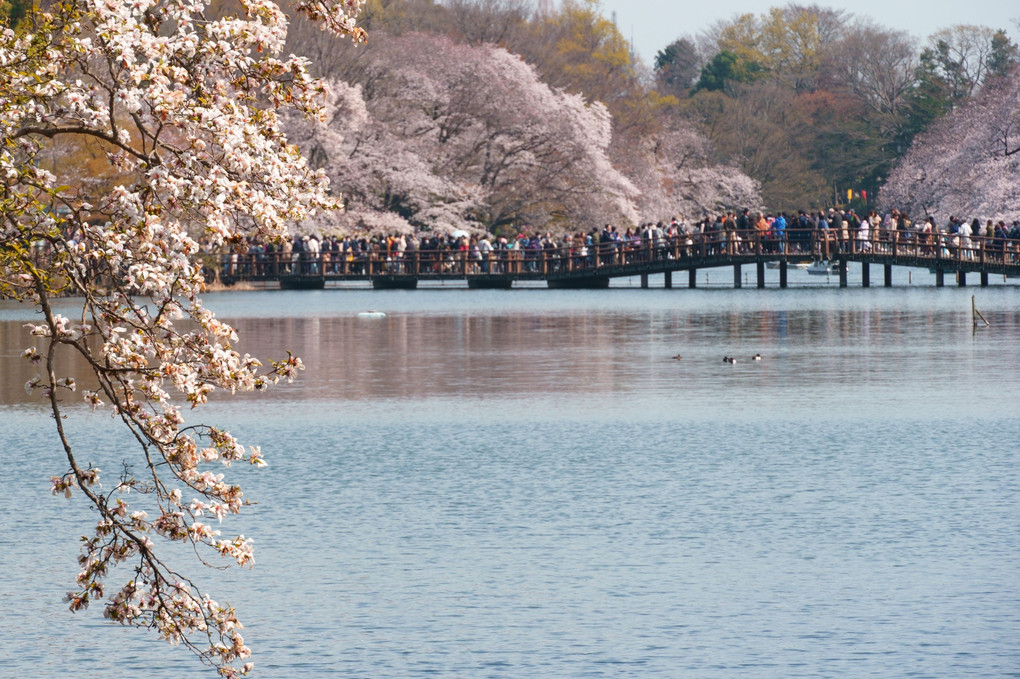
[286,32,641,233]
[524,0,669,138]
[881,66,1020,221]
[654,36,701,96]
[0,0,29,26]
[904,26,1020,139]
[686,82,829,209]
[693,50,763,94]
[291,0,1018,214]
[703,5,848,92]
[614,119,761,220]
[1,0,365,675]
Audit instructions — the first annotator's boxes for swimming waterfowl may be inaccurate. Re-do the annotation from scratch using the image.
[672,355,683,360]
[752,354,762,361]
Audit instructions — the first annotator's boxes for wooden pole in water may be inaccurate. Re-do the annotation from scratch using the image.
[972,295,990,328]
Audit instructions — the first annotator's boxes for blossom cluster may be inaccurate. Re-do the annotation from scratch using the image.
[2,0,363,675]
[881,66,1020,220]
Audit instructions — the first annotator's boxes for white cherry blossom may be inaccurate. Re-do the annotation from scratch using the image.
[1,0,364,675]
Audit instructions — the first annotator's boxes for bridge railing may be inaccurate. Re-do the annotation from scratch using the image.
[215,227,1020,282]
[218,229,808,280]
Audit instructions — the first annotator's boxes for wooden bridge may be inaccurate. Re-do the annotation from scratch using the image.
[215,229,1020,289]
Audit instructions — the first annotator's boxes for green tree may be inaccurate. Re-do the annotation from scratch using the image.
[654,36,701,96]
[901,26,1017,146]
[904,46,955,141]
[923,26,1009,100]
[693,50,762,94]
[987,29,1020,80]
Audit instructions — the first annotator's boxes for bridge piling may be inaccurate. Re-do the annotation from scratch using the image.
[733,264,742,289]
[664,271,672,289]
[884,264,892,287]
[958,272,967,287]
[779,261,788,288]
[756,261,765,288]
[862,262,870,288]
[689,268,697,288]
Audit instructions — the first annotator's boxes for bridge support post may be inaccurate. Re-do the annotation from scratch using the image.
[838,259,848,288]
[779,261,788,288]
[733,264,742,289]
[980,272,989,287]
[640,273,649,289]
[884,264,892,287]
[958,271,967,287]
[756,261,765,288]
[688,268,697,288]
[935,268,945,287]
[664,271,672,288]
[861,262,870,288]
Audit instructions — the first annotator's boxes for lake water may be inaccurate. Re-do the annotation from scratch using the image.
[2,275,1019,678]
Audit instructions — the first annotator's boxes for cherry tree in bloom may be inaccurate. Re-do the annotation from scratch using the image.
[1,0,364,675]
[286,75,484,234]
[615,121,762,221]
[288,32,639,234]
[881,66,1020,222]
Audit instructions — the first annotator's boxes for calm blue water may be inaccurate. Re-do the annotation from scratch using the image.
[1,283,1019,678]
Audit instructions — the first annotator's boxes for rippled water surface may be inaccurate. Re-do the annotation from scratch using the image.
[2,285,1019,678]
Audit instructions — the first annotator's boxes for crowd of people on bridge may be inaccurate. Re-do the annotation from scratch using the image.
[211,207,1020,280]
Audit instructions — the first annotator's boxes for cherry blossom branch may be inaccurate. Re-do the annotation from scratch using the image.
[5,0,364,676]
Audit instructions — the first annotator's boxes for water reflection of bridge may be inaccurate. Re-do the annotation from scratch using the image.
[216,229,1020,289]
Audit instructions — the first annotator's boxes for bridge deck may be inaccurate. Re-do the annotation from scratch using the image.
[214,230,1020,289]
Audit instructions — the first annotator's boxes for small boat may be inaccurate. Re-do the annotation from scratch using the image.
[766,260,813,270]
[806,260,841,275]
[357,311,387,318]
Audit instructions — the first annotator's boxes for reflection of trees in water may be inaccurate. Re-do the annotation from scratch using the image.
[9,302,1020,407]
[224,313,654,401]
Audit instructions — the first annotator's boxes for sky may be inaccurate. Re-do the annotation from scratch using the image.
[599,0,1020,64]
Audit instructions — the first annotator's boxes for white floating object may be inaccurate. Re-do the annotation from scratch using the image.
[357,311,387,318]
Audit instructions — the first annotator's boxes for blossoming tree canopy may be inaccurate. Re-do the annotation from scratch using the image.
[1,0,364,675]
[286,31,641,234]
[880,65,1020,222]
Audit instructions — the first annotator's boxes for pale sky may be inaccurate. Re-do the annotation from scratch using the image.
[599,0,1020,64]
